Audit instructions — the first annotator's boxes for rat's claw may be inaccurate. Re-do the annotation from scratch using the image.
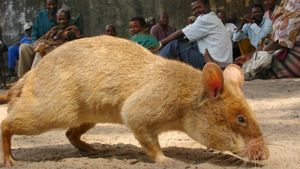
[3,155,16,167]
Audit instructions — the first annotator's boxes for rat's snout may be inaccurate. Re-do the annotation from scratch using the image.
[246,138,270,161]
[249,145,269,161]
[260,145,270,160]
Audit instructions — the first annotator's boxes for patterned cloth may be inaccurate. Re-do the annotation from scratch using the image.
[272,0,300,48]
[270,0,300,78]
[270,42,300,78]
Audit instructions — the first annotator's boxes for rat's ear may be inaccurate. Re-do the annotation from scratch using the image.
[202,62,224,98]
[223,64,244,88]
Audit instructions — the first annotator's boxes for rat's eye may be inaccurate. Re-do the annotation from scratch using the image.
[237,115,246,125]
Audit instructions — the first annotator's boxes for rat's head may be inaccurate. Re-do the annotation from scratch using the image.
[184,63,269,161]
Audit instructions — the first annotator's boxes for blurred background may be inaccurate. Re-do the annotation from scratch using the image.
[0,0,276,43]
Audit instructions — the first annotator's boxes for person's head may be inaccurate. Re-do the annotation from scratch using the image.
[216,10,226,24]
[226,12,238,24]
[191,0,211,17]
[145,17,156,29]
[158,12,169,27]
[45,0,58,17]
[23,22,32,36]
[251,4,264,24]
[104,24,117,36]
[56,8,71,29]
[129,16,147,35]
[264,0,276,11]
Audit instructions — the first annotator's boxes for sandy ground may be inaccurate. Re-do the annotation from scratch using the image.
[0,78,299,169]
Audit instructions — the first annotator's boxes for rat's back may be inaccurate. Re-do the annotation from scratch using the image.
[15,35,200,126]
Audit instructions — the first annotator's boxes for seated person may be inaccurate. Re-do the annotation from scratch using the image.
[18,0,58,78]
[232,4,273,49]
[245,0,300,80]
[104,24,117,36]
[150,11,176,41]
[129,16,159,53]
[32,8,81,68]
[159,0,233,69]
[7,23,32,76]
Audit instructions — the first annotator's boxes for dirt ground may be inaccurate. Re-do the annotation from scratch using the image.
[0,78,299,169]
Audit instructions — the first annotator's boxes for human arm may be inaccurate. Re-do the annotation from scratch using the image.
[250,18,273,43]
[263,40,282,51]
[160,30,184,46]
[232,14,254,42]
[232,24,248,42]
[64,25,82,41]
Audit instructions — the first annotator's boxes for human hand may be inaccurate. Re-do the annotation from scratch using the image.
[234,54,252,66]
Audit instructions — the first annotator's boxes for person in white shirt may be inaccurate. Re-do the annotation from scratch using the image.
[232,4,273,49]
[159,0,233,69]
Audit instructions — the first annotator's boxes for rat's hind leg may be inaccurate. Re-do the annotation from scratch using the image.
[1,114,49,166]
[1,119,16,167]
[1,110,61,166]
[66,123,96,152]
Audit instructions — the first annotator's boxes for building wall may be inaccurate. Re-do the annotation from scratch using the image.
[0,0,269,43]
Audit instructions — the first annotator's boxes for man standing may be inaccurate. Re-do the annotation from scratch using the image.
[18,0,58,78]
[159,0,232,69]
[150,12,176,41]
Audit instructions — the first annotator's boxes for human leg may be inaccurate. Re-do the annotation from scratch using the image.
[159,40,204,69]
[7,45,19,69]
[18,44,35,78]
[158,40,180,60]
[31,52,43,69]
[7,45,19,75]
[178,41,205,69]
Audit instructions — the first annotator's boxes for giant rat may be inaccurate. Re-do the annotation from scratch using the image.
[0,35,269,166]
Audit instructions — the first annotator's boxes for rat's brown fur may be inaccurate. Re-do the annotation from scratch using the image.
[0,35,269,166]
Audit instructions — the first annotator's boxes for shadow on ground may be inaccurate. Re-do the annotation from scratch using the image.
[8,143,264,168]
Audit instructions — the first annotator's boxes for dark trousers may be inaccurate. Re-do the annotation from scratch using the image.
[159,40,205,69]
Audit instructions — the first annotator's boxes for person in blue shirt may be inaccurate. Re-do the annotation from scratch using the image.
[232,4,273,49]
[18,0,58,78]
[7,23,32,77]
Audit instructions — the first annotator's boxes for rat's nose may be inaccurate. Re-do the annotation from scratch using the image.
[247,139,270,161]
[258,146,270,160]
[250,146,269,161]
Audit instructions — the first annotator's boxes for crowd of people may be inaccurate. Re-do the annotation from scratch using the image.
[1,0,299,83]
